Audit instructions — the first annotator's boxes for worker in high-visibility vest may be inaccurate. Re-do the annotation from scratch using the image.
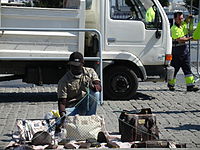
[193,22,200,40]
[145,6,155,22]
[168,12,199,92]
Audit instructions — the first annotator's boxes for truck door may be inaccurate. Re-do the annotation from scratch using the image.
[105,0,163,65]
[103,0,166,100]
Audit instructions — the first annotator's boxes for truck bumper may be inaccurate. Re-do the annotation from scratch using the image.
[166,66,174,82]
[144,65,174,82]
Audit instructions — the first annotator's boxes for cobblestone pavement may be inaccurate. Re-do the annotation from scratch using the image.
[0,72,200,149]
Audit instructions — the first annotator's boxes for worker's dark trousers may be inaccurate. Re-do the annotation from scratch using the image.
[171,45,192,78]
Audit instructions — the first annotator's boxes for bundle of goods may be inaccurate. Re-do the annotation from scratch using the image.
[119,108,159,142]
[6,109,186,149]
[118,108,186,148]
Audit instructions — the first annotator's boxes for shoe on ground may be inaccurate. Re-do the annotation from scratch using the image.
[97,131,108,143]
[187,85,199,92]
[167,84,175,91]
[169,86,175,91]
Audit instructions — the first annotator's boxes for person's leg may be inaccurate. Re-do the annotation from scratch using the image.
[181,47,192,76]
[168,53,180,90]
[68,90,100,116]
[67,95,88,116]
[181,50,199,91]
[66,107,76,116]
[86,90,100,115]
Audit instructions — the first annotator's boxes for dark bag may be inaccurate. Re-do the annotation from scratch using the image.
[131,140,186,148]
[31,131,52,145]
[131,140,169,148]
[119,108,159,142]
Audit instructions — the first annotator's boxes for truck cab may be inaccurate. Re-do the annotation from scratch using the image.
[85,0,172,99]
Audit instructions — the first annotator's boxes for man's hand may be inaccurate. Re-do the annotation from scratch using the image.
[185,14,193,23]
[177,36,193,43]
[55,112,66,133]
[89,80,101,92]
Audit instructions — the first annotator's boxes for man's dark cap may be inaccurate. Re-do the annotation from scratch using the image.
[68,51,84,66]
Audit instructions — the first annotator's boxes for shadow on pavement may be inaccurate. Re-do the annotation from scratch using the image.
[138,89,184,92]
[0,91,155,102]
[1,139,11,143]
[165,124,200,131]
[154,110,200,114]
[0,92,57,102]
[103,92,155,101]
[1,134,12,143]
[132,92,155,100]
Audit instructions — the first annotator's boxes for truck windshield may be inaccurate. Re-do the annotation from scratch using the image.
[86,0,93,9]
[110,0,162,29]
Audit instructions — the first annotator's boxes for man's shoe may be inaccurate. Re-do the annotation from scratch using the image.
[168,84,175,91]
[187,86,199,92]
[97,132,109,143]
[169,86,175,91]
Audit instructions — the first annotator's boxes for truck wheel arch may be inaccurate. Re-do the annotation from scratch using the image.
[102,52,147,81]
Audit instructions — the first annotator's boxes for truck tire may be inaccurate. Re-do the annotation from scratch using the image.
[103,65,138,100]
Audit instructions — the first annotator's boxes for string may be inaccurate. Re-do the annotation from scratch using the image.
[30,87,98,142]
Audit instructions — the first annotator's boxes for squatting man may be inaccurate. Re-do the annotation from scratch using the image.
[56,51,101,129]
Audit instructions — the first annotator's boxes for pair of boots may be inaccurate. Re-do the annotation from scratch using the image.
[168,84,199,92]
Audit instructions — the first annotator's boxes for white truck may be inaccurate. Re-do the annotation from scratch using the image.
[0,0,173,100]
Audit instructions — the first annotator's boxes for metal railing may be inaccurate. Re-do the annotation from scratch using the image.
[190,42,200,82]
[0,27,104,104]
[189,1,200,83]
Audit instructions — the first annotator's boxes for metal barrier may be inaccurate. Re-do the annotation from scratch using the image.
[197,1,200,81]
[190,42,200,82]
[189,0,200,83]
[0,27,103,104]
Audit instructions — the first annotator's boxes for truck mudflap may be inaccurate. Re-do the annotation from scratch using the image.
[166,66,174,82]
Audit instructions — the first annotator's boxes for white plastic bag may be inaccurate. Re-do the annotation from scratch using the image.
[16,119,56,141]
[64,115,105,140]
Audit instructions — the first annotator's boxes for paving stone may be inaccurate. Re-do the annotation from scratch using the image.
[0,73,200,149]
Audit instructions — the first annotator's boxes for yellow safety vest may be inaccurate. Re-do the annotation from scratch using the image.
[145,7,155,22]
[193,22,200,40]
[171,24,185,40]
[182,22,188,35]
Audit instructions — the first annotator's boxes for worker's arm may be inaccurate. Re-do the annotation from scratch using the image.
[56,98,67,131]
[57,79,68,117]
[176,36,193,43]
[58,98,67,117]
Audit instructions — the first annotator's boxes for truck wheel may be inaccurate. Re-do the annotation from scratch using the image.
[103,65,138,100]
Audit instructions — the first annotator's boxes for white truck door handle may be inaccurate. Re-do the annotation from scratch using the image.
[107,38,116,43]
